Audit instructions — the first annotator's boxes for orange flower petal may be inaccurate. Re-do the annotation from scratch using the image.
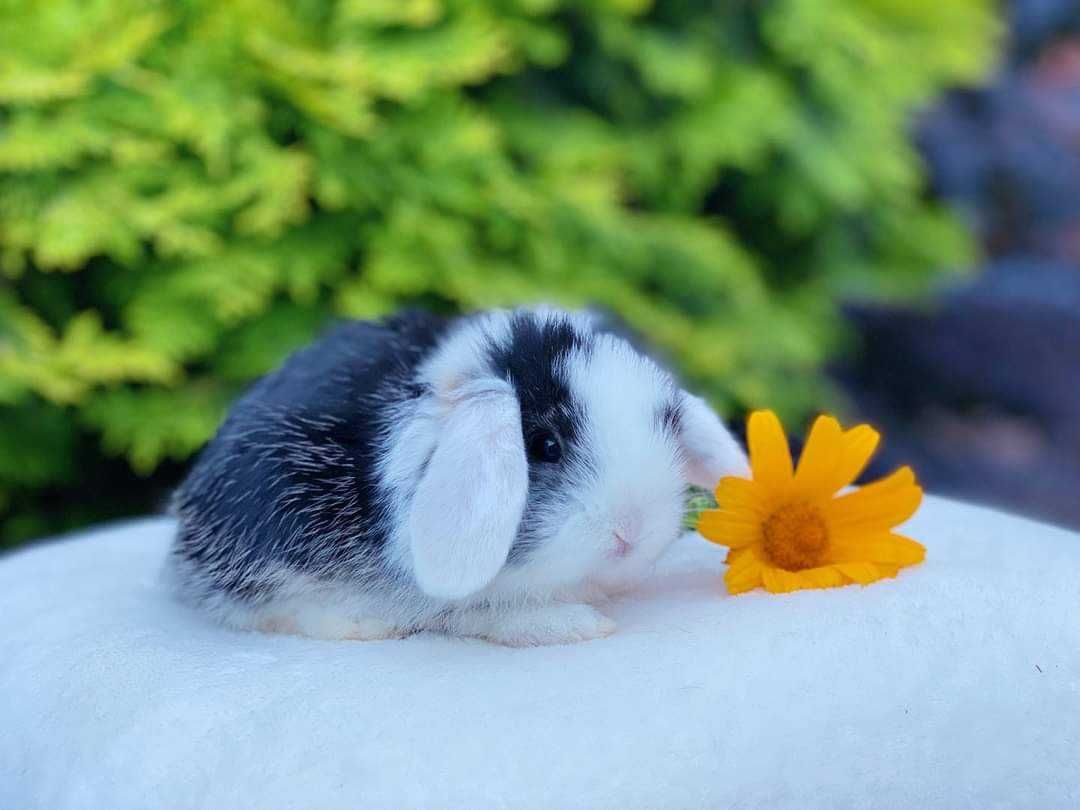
[797,565,849,589]
[747,410,793,491]
[696,509,760,548]
[725,546,760,573]
[794,417,880,499]
[827,467,923,535]
[761,564,863,593]
[829,532,926,566]
[714,476,769,514]
[725,577,760,595]
[833,561,888,585]
[841,464,917,497]
[827,424,881,493]
[760,565,803,591]
[724,546,757,566]
[724,547,765,594]
[793,415,844,492]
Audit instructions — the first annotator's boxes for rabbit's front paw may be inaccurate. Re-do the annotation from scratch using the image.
[456,602,616,647]
[257,611,407,642]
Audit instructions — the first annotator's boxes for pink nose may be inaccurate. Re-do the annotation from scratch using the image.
[611,510,643,558]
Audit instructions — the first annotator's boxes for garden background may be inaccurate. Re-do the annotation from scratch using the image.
[1,0,1077,549]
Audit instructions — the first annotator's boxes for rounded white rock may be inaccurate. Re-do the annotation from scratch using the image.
[1,496,1078,809]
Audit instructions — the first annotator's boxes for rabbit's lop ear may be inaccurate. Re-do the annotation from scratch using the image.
[678,393,750,489]
[407,378,528,600]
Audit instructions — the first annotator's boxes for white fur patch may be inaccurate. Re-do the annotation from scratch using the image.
[406,378,529,600]
[447,601,616,646]
[487,335,687,599]
[417,310,513,394]
[678,392,750,488]
[369,306,746,634]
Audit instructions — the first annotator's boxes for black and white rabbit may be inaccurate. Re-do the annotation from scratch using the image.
[167,307,747,646]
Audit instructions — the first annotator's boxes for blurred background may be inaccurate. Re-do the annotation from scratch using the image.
[0,0,1076,550]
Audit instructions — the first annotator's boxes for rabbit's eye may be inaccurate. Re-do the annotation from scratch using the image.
[527,430,562,464]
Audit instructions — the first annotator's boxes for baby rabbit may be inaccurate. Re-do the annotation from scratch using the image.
[167,307,747,646]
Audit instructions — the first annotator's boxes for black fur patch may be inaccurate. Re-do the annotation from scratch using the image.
[484,313,595,563]
[171,310,450,599]
[484,312,592,458]
[657,399,683,437]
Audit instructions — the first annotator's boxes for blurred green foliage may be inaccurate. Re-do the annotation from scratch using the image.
[0,0,998,546]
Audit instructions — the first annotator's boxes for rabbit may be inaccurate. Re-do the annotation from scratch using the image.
[166,306,748,646]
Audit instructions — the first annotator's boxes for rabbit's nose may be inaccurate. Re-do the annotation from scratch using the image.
[611,510,644,557]
[612,530,632,558]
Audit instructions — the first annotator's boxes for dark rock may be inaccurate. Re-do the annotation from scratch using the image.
[839,260,1080,528]
[841,2,1080,529]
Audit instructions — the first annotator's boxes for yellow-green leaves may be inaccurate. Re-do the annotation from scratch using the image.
[0,0,998,544]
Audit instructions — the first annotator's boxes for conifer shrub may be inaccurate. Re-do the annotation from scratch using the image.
[0,0,998,545]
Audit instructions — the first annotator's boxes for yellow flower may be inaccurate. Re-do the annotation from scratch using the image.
[697,410,925,595]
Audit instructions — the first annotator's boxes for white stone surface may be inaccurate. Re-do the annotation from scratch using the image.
[1,496,1078,809]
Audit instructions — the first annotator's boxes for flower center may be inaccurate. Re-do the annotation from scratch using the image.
[761,503,829,571]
